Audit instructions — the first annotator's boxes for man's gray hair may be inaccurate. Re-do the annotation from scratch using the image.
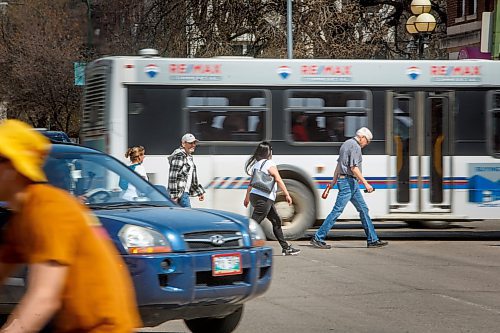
[356,127,373,141]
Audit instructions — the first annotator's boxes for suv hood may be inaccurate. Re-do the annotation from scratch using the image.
[94,206,248,235]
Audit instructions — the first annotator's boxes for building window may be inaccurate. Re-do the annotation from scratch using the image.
[457,0,465,18]
[485,0,494,12]
[466,0,477,16]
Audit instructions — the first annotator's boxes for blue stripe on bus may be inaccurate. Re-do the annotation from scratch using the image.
[226,177,244,189]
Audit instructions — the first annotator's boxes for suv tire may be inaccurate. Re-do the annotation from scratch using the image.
[184,305,243,333]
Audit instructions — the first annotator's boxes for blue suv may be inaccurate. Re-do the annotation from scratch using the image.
[0,143,273,333]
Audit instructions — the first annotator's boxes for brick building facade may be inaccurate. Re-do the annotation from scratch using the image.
[442,0,498,59]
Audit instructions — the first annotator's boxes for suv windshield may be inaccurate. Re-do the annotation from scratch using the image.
[43,152,174,208]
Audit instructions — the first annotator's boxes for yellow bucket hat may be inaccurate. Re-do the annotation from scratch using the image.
[0,119,51,182]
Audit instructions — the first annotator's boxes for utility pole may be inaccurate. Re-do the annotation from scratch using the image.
[82,0,93,55]
[287,0,293,59]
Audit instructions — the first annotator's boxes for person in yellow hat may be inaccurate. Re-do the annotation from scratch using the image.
[0,120,141,332]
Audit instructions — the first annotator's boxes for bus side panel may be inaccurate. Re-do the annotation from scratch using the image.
[453,156,500,219]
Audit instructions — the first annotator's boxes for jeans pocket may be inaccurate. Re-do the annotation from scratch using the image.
[337,178,348,190]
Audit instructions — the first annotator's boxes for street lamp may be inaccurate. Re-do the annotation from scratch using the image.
[405,0,436,59]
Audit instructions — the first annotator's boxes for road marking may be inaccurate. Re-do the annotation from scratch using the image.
[435,294,500,314]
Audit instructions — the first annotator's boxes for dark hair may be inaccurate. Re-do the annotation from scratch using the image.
[245,141,272,175]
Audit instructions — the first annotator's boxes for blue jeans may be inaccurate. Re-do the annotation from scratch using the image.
[315,177,379,244]
[178,192,191,208]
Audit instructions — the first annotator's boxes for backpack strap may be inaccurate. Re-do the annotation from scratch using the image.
[259,159,268,171]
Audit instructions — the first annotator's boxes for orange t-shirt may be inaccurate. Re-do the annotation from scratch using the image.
[0,184,141,332]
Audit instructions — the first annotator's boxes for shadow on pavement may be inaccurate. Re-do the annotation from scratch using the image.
[301,222,500,241]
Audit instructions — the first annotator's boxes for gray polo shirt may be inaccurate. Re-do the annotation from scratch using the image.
[337,138,363,176]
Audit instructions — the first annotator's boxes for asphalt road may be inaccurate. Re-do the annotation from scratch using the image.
[141,220,500,333]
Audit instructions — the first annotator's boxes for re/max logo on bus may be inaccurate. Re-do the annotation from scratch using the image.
[169,64,222,74]
[300,65,353,82]
[300,65,352,75]
[300,65,352,76]
[430,65,481,82]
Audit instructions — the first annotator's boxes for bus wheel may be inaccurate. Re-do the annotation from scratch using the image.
[263,179,315,240]
[406,220,451,229]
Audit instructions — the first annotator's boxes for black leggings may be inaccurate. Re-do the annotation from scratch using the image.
[249,193,288,250]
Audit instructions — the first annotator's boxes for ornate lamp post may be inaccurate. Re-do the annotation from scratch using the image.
[405,0,437,59]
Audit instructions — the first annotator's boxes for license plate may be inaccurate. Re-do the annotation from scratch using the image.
[212,253,242,276]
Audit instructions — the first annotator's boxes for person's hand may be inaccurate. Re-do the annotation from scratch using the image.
[243,196,250,208]
[285,194,293,205]
[198,194,205,201]
[1,318,23,332]
[365,183,374,193]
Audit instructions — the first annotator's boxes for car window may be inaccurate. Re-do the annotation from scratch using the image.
[43,152,174,207]
[37,130,72,143]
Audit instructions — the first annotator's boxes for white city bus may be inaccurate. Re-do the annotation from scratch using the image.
[81,50,500,239]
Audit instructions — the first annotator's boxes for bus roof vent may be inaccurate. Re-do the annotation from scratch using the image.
[139,49,159,57]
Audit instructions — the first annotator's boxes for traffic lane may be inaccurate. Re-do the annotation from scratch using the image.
[140,238,500,333]
[236,240,500,333]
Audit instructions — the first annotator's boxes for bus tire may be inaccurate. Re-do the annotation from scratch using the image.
[261,179,315,241]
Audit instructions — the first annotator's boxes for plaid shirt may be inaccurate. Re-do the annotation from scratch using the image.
[168,148,205,199]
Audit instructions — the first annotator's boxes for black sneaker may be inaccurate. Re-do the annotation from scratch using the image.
[367,240,388,248]
[310,237,331,249]
[282,245,301,256]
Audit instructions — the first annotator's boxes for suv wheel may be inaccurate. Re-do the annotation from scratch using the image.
[184,306,243,333]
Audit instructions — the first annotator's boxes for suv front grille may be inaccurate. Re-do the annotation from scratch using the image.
[183,231,243,251]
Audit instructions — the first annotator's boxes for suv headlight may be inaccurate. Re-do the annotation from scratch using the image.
[118,225,171,254]
[249,219,266,247]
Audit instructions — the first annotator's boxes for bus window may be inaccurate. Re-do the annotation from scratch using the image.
[494,111,500,156]
[286,90,371,144]
[429,98,445,203]
[187,96,228,106]
[394,99,413,203]
[184,89,269,143]
[490,92,500,157]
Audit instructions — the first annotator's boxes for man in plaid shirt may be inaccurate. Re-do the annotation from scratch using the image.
[167,133,205,207]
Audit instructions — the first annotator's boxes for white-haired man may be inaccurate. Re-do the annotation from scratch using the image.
[311,127,388,249]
